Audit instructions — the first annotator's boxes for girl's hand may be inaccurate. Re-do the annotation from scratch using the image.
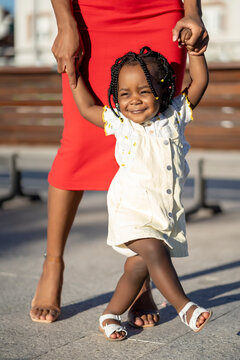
[172,15,209,55]
[51,22,85,89]
[178,28,192,49]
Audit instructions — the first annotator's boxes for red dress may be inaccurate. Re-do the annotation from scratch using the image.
[48,0,186,190]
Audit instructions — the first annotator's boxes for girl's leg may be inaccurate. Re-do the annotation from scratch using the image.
[102,255,149,339]
[127,238,210,329]
[30,185,83,322]
[128,277,159,327]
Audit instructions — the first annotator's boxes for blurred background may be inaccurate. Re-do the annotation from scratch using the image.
[1,0,239,66]
[0,0,239,210]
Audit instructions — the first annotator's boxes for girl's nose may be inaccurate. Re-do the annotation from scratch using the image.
[130,95,141,104]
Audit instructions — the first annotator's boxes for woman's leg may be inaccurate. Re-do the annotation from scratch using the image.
[127,238,210,329]
[30,185,83,322]
[102,255,149,339]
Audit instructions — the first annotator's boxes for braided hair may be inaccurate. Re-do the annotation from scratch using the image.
[108,46,176,119]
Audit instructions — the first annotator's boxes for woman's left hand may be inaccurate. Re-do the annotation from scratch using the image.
[172,15,209,55]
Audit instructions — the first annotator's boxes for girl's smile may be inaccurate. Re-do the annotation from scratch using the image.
[118,64,161,124]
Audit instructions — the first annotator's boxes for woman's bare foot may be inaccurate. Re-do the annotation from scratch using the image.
[128,279,159,328]
[29,255,64,323]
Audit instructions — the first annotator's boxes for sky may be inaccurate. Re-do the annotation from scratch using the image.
[0,0,14,13]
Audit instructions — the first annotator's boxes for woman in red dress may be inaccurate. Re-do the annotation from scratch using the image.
[30,0,208,324]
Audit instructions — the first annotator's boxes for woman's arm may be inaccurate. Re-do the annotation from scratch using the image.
[71,76,104,128]
[172,0,209,55]
[186,53,209,109]
[51,0,84,89]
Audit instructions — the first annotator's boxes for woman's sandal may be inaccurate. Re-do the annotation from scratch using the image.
[99,314,127,341]
[128,310,160,328]
[179,301,212,333]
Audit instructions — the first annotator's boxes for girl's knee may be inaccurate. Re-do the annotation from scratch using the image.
[124,256,148,278]
[139,239,169,263]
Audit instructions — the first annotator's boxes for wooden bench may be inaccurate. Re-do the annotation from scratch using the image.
[0,67,63,145]
[0,64,239,213]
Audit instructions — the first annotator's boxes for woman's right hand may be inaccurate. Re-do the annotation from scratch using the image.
[51,21,84,89]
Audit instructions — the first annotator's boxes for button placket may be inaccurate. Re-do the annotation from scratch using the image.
[163,138,173,212]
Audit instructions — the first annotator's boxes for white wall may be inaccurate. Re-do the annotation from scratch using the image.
[14,0,57,66]
[202,0,240,62]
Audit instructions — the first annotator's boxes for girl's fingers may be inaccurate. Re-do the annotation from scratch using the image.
[187,36,209,55]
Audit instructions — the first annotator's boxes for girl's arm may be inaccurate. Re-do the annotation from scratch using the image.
[71,76,104,128]
[51,0,84,89]
[186,53,209,109]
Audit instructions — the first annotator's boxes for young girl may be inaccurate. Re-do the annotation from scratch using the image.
[71,37,212,341]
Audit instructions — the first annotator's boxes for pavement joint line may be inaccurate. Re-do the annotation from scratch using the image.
[0,271,39,279]
[208,303,240,323]
[127,338,166,345]
[31,335,87,360]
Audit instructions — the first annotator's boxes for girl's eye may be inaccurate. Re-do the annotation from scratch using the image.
[120,92,129,97]
[141,90,150,94]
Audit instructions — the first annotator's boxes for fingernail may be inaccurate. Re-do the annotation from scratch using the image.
[172,35,177,42]
[71,84,76,89]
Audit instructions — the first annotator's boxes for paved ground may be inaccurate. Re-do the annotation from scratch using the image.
[0,149,240,360]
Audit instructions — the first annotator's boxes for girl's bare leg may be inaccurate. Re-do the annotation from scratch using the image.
[127,238,210,329]
[128,275,159,327]
[30,185,83,322]
[102,256,150,339]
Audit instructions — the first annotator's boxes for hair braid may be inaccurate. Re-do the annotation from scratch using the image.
[108,46,176,117]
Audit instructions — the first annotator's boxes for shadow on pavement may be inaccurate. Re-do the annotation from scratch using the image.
[60,260,240,322]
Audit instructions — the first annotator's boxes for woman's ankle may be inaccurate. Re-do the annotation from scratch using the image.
[44,254,64,264]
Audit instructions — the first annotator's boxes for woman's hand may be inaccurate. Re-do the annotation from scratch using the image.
[172,15,209,55]
[51,21,84,89]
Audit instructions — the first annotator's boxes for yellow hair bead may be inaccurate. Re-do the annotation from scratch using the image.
[155,96,159,100]
[161,79,164,82]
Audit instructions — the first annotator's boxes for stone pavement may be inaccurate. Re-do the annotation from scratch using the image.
[0,150,240,360]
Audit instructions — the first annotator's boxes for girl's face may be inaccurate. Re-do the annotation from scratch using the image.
[117,64,161,124]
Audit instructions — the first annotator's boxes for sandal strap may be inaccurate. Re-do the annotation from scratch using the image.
[104,323,127,338]
[99,314,121,328]
[99,314,127,339]
[179,301,196,324]
[179,302,210,331]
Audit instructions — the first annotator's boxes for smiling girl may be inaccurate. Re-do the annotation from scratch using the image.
[71,42,212,341]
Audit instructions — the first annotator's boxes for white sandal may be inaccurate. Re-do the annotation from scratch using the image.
[99,314,127,341]
[179,301,212,332]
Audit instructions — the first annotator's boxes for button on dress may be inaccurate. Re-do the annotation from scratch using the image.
[103,94,193,258]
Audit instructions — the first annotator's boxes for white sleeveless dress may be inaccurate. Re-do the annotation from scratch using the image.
[103,93,193,257]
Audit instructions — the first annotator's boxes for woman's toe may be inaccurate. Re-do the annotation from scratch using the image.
[40,309,49,320]
[46,309,59,322]
[30,307,40,320]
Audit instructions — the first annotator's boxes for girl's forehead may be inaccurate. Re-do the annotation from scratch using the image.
[119,62,158,79]
[118,64,146,82]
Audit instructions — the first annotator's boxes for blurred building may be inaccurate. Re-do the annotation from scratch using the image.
[14,0,57,66]
[0,0,239,66]
[202,0,240,62]
[0,6,14,65]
